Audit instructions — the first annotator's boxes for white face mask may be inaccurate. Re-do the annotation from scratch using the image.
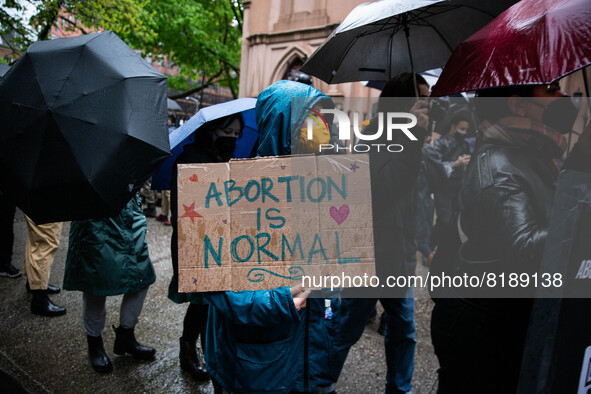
[456,129,467,136]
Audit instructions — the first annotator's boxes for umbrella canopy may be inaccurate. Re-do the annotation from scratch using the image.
[432,0,591,96]
[300,0,517,85]
[167,98,182,111]
[151,97,258,190]
[0,63,9,78]
[364,67,443,90]
[0,31,170,224]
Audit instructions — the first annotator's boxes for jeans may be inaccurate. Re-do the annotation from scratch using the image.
[325,288,416,394]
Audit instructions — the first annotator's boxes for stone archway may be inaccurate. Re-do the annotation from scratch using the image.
[271,46,313,86]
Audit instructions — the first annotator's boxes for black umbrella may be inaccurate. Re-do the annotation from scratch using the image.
[167,98,182,111]
[0,31,170,224]
[0,63,9,78]
[301,0,517,94]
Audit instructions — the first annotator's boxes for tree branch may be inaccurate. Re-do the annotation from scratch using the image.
[224,69,238,99]
[59,15,88,35]
[37,1,63,41]
[229,0,243,33]
[167,68,224,100]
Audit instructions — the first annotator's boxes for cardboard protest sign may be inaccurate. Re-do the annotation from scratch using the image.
[177,154,375,292]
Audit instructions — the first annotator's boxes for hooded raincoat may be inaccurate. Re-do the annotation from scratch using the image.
[204,81,336,393]
[64,195,155,296]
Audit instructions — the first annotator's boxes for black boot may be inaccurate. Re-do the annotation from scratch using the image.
[113,325,156,360]
[26,281,60,294]
[87,335,113,373]
[30,290,66,317]
[179,337,210,381]
[143,204,156,217]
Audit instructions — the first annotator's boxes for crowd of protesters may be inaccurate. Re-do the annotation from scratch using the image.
[2,69,591,393]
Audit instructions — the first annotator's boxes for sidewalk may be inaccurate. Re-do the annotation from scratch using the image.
[0,209,438,393]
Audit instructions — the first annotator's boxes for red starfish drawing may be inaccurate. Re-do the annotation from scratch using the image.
[180,202,203,224]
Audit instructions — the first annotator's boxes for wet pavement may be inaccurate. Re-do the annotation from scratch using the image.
[0,208,439,393]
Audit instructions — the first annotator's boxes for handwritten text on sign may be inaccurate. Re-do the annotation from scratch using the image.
[177,154,375,292]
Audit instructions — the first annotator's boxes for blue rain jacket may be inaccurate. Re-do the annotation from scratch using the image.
[205,289,337,393]
[204,81,337,393]
[256,79,329,157]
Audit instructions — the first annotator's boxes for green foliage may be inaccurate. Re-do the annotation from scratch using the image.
[0,0,243,97]
[140,0,242,96]
[0,0,152,53]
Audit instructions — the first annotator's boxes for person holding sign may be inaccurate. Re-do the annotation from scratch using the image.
[203,81,336,394]
[168,113,245,382]
[430,84,591,393]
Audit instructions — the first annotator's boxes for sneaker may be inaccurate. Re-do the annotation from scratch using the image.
[0,263,22,278]
[155,214,168,222]
[164,220,172,226]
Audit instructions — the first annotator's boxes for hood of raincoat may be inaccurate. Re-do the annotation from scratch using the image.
[256,80,330,157]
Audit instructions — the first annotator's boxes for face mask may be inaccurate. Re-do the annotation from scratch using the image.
[540,98,578,134]
[214,137,237,160]
[455,129,467,136]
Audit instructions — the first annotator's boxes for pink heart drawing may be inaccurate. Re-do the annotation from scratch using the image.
[330,205,350,225]
[189,174,198,183]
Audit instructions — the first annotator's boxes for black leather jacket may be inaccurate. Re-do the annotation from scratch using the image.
[431,133,471,180]
[459,140,557,273]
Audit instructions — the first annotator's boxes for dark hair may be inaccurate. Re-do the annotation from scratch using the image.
[378,73,428,113]
[380,73,428,98]
[203,113,245,135]
[450,112,471,128]
[476,85,536,122]
[194,113,245,155]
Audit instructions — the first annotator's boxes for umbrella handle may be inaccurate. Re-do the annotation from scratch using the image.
[402,13,419,99]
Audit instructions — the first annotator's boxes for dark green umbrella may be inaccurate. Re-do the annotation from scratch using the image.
[0,31,170,224]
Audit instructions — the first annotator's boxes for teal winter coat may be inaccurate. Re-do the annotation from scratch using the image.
[204,81,338,393]
[63,195,156,296]
[205,288,301,393]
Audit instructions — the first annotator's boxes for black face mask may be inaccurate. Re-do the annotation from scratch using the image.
[540,98,578,134]
[214,137,237,160]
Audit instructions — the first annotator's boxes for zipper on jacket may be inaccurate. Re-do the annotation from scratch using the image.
[304,305,310,392]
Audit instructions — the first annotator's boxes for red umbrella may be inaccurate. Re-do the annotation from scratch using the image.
[431,0,591,96]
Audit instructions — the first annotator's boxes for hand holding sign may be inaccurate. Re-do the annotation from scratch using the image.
[290,284,312,311]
